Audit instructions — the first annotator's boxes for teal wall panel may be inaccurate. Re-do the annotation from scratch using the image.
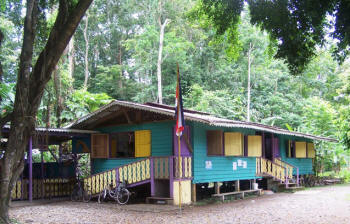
[92,158,143,174]
[278,135,314,175]
[192,122,258,184]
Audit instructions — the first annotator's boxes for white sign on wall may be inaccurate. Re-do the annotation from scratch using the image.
[243,161,247,169]
[233,162,237,171]
[205,161,212,170]
[238,159,242,166]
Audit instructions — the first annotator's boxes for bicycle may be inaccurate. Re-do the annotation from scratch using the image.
[98,180,130,205]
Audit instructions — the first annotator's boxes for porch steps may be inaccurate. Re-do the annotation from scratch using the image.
[146,196,173,205]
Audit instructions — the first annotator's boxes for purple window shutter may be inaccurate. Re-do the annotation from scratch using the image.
[273,138,280,158]
[173,125,191,156]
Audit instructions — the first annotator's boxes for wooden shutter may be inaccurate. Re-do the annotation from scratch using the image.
[135,130,151,157]
[91,134,109,158]
[207,130,223,156]
[224,132,243,156]
[307,143,316,158]
[295,141,307,158]
[247,135,262,157]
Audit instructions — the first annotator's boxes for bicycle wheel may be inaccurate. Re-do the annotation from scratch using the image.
[98,189,107,204]
[108,187,117,199]
[83,189,92,203]
[70,185,79,202]
[116,188,129,205]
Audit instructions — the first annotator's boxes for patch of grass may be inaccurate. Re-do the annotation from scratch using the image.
[9,218,22,224]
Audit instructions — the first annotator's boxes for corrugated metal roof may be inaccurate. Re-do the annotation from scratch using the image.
[3,125,99,134]
[65,100,337,142]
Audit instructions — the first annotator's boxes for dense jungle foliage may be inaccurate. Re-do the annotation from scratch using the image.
[1,0,350,176]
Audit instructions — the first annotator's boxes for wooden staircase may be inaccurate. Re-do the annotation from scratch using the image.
[256,157,301,189]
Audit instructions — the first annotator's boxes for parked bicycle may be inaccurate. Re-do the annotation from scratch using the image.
[98,180,130,205]
[70,154,91,202]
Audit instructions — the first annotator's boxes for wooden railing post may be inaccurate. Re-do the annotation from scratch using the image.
[169,156,174,197]
[150,157,155,196]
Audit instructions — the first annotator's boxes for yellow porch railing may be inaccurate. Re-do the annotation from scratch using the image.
[274,158,299,186]
[256,157,286,182]
[83,158,151,195]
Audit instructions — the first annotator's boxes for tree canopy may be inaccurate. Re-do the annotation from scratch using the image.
[199,0,350,73]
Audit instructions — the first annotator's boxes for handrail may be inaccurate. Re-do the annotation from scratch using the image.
[256,157,287,183]
[274,158,300,186]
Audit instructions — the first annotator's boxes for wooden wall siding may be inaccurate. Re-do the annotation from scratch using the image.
[247,135,262,157]
[307,143,316,158]
[135,130,151,157]
[92,121,174,174]
[207,130,223,155]
[91,134,109,158]
[295,141,307,158]
[278,135,313,175]
[192,122,257,184]
[224,132,243,156]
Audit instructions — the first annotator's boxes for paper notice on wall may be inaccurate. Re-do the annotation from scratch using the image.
[233,162,237,171]
[237,159,242,166]
[205,161,212,170]
[243,161,247,169]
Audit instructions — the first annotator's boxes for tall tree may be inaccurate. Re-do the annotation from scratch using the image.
[0,0,92,222]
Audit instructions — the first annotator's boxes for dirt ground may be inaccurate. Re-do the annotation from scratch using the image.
[10,184,350,224]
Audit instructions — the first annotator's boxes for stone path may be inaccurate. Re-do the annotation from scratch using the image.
[10,184,350,224]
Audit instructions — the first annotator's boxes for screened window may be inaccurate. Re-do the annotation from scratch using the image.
[110,132,135,158]
[287,140,295,158]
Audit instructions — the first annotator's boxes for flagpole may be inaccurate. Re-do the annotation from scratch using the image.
[176,63,182,213]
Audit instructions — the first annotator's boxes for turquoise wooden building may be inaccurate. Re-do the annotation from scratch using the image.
[63,100,335,204]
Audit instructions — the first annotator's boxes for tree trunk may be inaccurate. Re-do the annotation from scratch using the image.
[0,0,92,222]
[83,13,89,89]
[118,45,124,98]
[53,68,63,128]
[68,36,75,79]
[0,30,3,85]
[156,18,170,104]
[247,42,253,122]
